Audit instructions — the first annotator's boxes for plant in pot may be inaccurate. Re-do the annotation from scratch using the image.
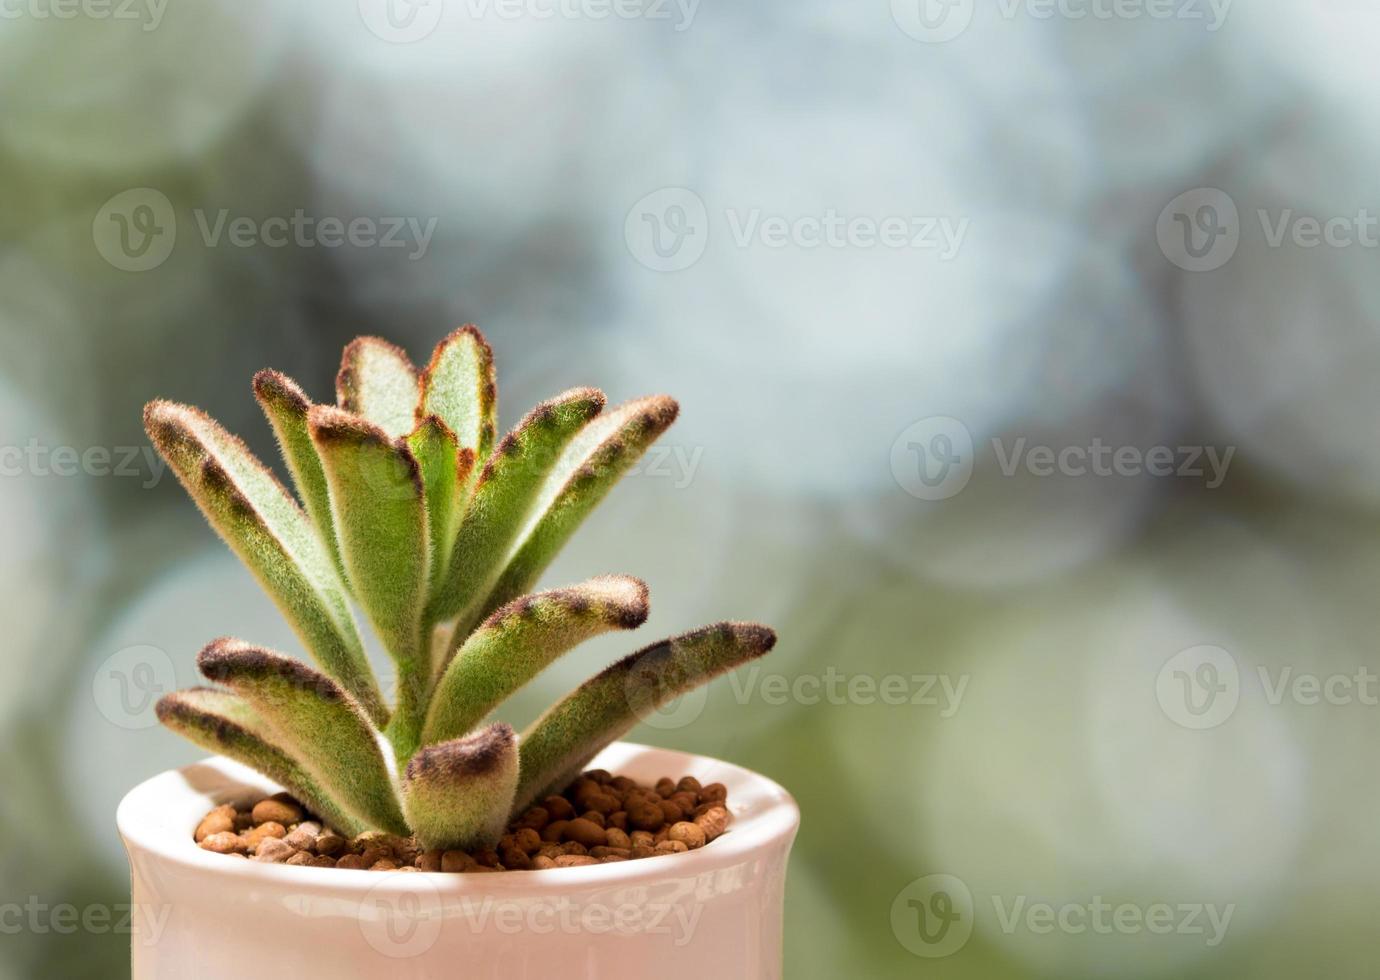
[117,327,799,979]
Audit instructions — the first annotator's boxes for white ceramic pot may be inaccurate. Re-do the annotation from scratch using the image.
[118,742,799,979]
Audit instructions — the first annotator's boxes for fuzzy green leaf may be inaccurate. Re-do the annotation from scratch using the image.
[336,337,419,439]
[470,396,679,633]
[423,575,650,747]
[308,406,431,759]
[515,622,776,811]
[198,639,408,835]
[402,723,518,851]
[143,401,385,725]
[156,688,369,837]
[429,387,607,626]
[407,416,477,598]
[420,325,497,461]
[252,370,344,576]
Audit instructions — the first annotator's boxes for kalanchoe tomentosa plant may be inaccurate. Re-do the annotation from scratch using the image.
[147,327,776,851]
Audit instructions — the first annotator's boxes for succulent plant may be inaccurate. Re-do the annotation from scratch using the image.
[146,327,776,850]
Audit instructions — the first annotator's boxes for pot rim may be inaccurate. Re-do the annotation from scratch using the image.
[118,741,799,895]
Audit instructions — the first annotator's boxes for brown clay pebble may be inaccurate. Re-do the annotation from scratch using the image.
[195,773,727,874]
[563,818,607,848]
[195,805,235,843]
[441,851,474,873]
[627,802,664,832]
[253,838,295,863]
[283,824,319,852]
[199,832,246,855]
[668,822,707,850]
[252,798,304,826]
[695,806,730,841]
[358,846,390,868]
[554,855,599,868]
[417,850,443,872]
[242,822,287,849]
[589,846,631,860]
[543,796,575,821]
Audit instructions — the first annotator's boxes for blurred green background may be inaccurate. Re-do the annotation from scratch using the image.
[5,0,1380,976]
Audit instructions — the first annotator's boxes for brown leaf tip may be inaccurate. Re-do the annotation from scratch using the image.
[307,404,392,447]
[156,689,251,743]
[406,723,516,782]
[197,638,346,703]
[252,369,311,413]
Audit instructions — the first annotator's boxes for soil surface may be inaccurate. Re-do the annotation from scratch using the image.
[193,769,732,871]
